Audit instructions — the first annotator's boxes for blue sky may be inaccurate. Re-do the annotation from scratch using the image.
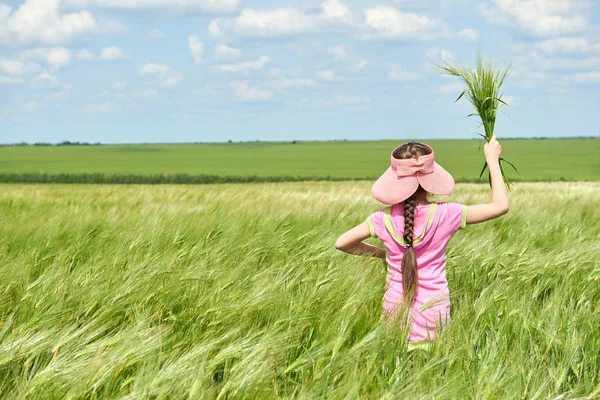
[1,0,599,144]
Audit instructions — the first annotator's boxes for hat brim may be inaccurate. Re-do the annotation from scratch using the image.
[371,162,455,205]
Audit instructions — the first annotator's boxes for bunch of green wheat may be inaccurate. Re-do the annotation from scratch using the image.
[439,53,518,188]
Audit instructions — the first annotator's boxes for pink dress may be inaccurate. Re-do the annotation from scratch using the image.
[367,202,467,343]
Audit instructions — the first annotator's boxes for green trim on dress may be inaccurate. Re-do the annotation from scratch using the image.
[383,203,437,245]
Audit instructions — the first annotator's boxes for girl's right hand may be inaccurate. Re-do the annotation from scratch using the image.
[484,135,502,162]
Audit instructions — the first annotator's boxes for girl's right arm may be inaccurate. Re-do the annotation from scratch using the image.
[466,135,510,224]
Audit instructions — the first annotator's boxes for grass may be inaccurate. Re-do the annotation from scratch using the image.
[0,139,599,182]
[439,54,516,188]
[1,182,599,398]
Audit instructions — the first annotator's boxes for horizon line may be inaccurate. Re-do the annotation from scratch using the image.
[1,136,599,147]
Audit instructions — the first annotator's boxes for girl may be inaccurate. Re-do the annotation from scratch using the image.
[335,135,508,346]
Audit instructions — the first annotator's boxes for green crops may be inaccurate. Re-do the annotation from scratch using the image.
[1,182,599,398]
[439,54,518,189]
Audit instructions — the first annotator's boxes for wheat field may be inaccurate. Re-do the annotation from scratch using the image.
[0,182,599,399]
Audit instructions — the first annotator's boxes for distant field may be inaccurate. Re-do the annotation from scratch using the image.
[1,139,598,182]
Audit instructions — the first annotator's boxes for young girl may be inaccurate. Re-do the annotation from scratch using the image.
[335,135,509,345]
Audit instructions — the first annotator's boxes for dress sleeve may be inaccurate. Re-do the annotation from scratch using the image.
[444,202,468,235]
[366,208,386,239]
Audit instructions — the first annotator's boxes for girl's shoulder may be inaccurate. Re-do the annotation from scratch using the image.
[430,202,468,233]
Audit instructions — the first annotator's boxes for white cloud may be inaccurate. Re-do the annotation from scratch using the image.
[550,70,600,86]
[272,77,317,88]
[96,18,129,34]
[65,0,242,15]
[480,0,592,38]
[363,6,451,40]
[0,0,97,46]
[330,45,349,61]
[19,48,72,71]
[21,101,40,111]
[322,0,352,22]
[113,80,127,90]
[230,81,272,101]
[535,37,600,56]
[77,48,95,60]
[214,43,241,60]
[501,95,515,106]
[352,59,368,71]
[293,94,371,108]
[218,55,270,73]
[48,88,71,100]
[334,95,370,105]
[565,71,600,83]
[432,82,465,94]
[316,69,342,81]
[140,63,183,88]
[80,102,112,112]
[133,89,159,99]
[457,28,479,42]
[208,0,352,41]
[0,58,39,76]
[388,65,420,81]
[188,35,204,64]
[424,47,454,70]
[144,29,166,40]
[29,72,70,89]
[100,46,128,60]
[0,75,24,84]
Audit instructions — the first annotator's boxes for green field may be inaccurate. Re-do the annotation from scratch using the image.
[1,182,599,398]
[1,139,599,182]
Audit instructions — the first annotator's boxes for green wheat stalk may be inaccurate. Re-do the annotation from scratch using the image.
[438,53,520,189]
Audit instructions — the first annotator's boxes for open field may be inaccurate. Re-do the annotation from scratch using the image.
[1,139,599,182]
[1,182,599,398]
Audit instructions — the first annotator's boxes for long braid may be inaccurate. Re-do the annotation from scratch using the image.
[400,143,420,305]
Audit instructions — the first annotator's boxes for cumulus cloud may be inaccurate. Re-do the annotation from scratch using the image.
[272,77,317,88]
[0,0,95,46]
[188,35,204,64]
[292,95,371,108]
[387,65,420,81]
[214,43,241,60]
[352,59,368,71]
[80,102,113,112]
[562,71,600,84]
[316,69,342,81]
[144,29,166,40]
[230,81,272,101]
[29,72,71,90]
[208,0,352,41]
[113,80,127,90]
[77,48,95,60]
[66,0,241,14]
[218,56,270,73]
[100,46,128,60]
[480,0,592,38]
[535,36,600,56]
[140,63,183,88]
[457,28,479,42]
[330,45,349,61]
[0,76,24,84]
[0,58,40,76]
[20,47,72,71]
[132,89,159,99]
[363,5,451,41]
[424,47,454,71]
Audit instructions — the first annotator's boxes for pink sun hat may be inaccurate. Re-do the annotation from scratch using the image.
[372,143,455,205]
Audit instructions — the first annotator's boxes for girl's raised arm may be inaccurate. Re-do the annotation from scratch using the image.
[466,135,510,224]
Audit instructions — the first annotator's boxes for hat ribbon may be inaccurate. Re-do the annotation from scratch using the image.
[394,157,435,177]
